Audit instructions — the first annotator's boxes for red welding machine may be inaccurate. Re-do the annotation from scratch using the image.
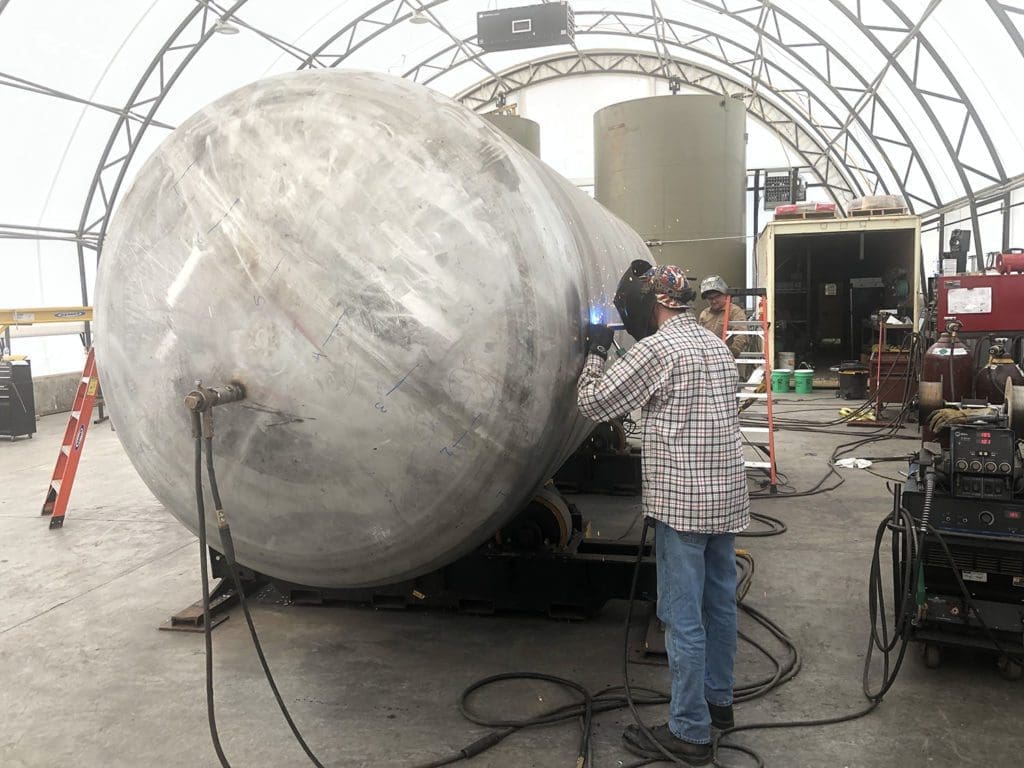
[936,272,1024,333]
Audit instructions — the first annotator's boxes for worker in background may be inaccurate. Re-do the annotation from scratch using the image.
[698,275,748,358]
[579,264,751,765]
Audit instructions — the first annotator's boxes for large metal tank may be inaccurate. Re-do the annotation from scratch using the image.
[95,70,648,588]
[594,94,747,310]
[482,114,541,156]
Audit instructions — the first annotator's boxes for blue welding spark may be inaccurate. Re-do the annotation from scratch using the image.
[589,306,605,324]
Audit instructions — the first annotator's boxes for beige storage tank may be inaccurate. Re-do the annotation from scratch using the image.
[483,114,541,156]
[594,94,747,310]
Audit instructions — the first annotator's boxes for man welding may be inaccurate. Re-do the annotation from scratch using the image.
[577,262,751,765]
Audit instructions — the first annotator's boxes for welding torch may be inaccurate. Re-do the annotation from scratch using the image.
[607,323,626,357]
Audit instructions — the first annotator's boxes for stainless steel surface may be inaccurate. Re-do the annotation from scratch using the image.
[482,114,541,156]
[94,70,648,588]
[594,94,747,312]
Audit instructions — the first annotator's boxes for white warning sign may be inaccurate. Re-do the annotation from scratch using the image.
[947,287,992,314]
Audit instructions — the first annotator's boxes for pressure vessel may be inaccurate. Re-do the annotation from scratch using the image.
[95,70,648,588]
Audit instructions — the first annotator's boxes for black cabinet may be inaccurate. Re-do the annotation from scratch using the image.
[0,359,36,439]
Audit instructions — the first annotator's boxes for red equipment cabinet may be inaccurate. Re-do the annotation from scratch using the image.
[935,273,1024,333]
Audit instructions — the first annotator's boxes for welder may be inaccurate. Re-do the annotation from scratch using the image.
[697,274,748,358]
[578,262,751,765]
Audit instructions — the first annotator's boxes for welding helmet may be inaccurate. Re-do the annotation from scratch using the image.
[700,275,729,299]
[613,259,658,342]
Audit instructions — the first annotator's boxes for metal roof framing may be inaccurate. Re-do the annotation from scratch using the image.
[1,0,1023,316]
[453,49,859,205]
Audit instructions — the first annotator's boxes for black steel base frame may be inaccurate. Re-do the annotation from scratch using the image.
[268,535,656,621]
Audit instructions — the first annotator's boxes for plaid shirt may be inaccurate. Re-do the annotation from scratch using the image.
[577,313,750,534]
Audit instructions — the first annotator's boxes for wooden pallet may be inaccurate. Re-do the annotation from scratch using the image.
[850,206,909,217]
[774,210,839,220]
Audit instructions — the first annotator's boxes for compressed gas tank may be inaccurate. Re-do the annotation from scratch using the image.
[975,342,1024,404]
[921,323,973,403]
[94,70,649,588]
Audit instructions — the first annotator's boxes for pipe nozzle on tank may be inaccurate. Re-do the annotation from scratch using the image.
[184,381,246,413]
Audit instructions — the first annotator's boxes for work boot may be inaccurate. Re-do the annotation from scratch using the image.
[708,701,735,730]
[622,723,713,765]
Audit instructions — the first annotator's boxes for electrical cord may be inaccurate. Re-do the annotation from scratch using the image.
[413,521,800,768]
[193,421,233,768]
[193,429,330,768]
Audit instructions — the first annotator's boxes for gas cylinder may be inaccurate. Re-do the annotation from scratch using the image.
[995,248,1024,274]
[921,320,973,403]
[975,341,1024,404]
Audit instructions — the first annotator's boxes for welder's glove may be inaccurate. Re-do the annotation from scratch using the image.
[586,323,615,360]
[927,407,998,432]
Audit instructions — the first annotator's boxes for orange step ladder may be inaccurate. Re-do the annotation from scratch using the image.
[41,347,100,529]
[722,289,779,494]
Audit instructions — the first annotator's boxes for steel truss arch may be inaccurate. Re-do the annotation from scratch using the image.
[296,0,947,214]
[631,0,946,211]
[822,0,1005,256]
[684,0,1003,255]
[452,50,859,204]
[402,11,908,207]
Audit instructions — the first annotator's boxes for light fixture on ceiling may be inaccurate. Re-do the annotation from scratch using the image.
[213,20,240,35]
[410,9,431,25]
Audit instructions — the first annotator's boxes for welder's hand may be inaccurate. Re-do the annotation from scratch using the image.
[928,408,967,433]
[586,323,615,360]
[927,407,998,432]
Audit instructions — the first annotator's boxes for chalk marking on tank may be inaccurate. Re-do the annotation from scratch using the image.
[322,308,350,347]
[440,413,482,457]
[383,363,421,397]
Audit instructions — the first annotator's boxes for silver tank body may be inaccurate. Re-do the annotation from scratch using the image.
[95,70,648,588]
[594,95,747,311]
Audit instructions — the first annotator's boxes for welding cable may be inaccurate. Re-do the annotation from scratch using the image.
[706,495,920,766]
[737,512,787,537]
[193,424,234,768]
[203,436,330,768]
[415,532,799,768]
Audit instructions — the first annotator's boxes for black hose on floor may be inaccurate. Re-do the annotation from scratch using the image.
[193,420,233,768]
[193,430,329,768]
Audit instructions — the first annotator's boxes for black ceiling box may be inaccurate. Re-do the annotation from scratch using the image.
[477,3,575,52]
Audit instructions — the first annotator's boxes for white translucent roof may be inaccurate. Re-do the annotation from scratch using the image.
[2,0,1023,370]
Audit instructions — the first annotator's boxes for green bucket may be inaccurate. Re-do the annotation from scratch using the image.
[793,368,814,394]
[771,369,791,393]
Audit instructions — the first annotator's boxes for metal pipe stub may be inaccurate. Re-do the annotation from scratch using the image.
[184,381,246,438]
[184,381,246,413]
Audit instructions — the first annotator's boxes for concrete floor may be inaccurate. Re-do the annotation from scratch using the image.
[2,395,1022,768]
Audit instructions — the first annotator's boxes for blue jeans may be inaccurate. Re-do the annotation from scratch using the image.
[654,519,737,745]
